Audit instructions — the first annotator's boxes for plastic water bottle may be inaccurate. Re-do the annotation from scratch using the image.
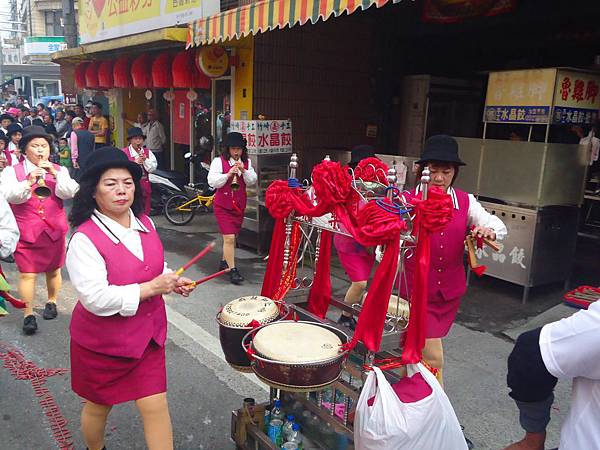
[282,414,295,441]
[287,423,303,450]
[271,399,285,421]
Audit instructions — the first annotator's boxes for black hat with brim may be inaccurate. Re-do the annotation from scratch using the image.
[349,144,376,166]
[416,134,466,166]
[127,127,146,140]
[18,125,53,150]
[80,146,142,181]
[0,114,14,123]
[6,123,22,137]
[224,132,246,148]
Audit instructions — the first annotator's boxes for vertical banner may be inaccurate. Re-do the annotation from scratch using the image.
[172,90,190,145]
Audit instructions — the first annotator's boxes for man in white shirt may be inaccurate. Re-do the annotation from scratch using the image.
[145,109,167,169]
[503,301,600,450]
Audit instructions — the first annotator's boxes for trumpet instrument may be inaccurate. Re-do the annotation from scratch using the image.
[32,157,51,199]
[231,160,241,191]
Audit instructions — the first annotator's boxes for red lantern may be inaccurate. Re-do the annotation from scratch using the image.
[172,51,210,89]
[84,61,100,89]
[113,56,133,88]
[131,53,153,88]
[152,52,172,88]
[75,62,89,89]
[98,60,114,88]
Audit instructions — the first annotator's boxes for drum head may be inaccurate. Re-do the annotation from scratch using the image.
[220,296,279,328]
[253,322,342,363]
[387,295,410,320]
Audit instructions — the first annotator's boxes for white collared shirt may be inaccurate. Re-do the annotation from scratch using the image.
[0,195,19,259]
[207,156,258,189]
[66,209,169,318]
[0,158,79,204]
[127,145,157,174]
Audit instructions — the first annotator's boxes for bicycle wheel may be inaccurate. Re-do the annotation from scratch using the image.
[164,194,196,225]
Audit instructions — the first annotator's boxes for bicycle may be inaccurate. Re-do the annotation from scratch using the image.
[163,185,215,225]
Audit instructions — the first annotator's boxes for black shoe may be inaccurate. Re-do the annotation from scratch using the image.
[465,437,474,449]
[0,254,14,263]
[219,260,229,271]
[229,268,244,285]
[43,302,57,320]
[338,314,357,331]
[23,315,38,335]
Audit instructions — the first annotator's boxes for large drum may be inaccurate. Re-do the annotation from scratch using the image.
[217,296,288,372]
[243,321,349,392]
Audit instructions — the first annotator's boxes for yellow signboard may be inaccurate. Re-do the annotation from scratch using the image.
[552,70,600,124]
[196,46,229,78]
[79,0,219,44]
[484,69,557,123]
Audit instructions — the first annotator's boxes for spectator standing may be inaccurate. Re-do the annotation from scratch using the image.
[43,114,58,138]
[88,102,109,148]
[23,108,39,127]
[63,111,76,139]
[70,117,95,178]
[54,110,69,137]
[145,109,167,168]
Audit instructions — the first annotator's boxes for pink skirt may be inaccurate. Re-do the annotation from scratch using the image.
[214,204,244,235]
[334,234,375,282]
[14,231,66,273]
[70,339,167,405]
[426,291,461,338]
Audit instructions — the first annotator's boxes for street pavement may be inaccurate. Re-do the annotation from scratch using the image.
[0,213,577,450]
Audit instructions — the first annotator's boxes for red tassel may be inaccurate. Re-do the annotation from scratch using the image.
[97,60,114,88]
[247,319,261,328]
[113,56,132,88]
[152,52,172,88]
[131,53,153,88]
[0,291,26,309]
[75,62,89,89]
[84,61,100,88]
[472,265,487,277]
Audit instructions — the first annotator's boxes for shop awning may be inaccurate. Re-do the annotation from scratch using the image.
[187,0,401,47]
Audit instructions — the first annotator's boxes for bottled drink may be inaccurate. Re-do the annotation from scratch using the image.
[268,419,283,445]
[263,407,271,432]
[287,423,303,450]
[282,414,295,441]
[271,399,285,421]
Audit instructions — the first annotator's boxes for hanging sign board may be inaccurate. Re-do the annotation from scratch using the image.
[196,46,229,78]
[552,70,600,125]
[230,120,293,155]
[484,69,556,124]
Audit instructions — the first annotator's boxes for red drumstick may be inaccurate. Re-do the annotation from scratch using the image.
[175,241,216,276]
[188,268,231,287]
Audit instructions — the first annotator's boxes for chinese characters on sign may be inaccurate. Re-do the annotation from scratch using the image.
[552,70,600,125]
[476,243,527,270]
[230,120,293,155]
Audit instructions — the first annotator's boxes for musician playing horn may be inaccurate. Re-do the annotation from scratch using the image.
[0,125,79,335]
[208,132,257,285]
[122,127,157,215]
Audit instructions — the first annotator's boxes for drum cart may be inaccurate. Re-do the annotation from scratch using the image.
[231,154,426,449]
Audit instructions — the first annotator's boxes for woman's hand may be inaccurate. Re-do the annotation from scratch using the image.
[38,160,57,177]
[173,277,195,297]
[227,165,240,177]
[470,226,496,241]
[140,273,180,299]
[27,167,47,187]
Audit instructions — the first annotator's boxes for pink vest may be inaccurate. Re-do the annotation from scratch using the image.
[404,188,469,301]
[213,155,248,211]
[11,161,68,243]
[122,146,152,214]
[69,215,166,358]
[4,148,23,166]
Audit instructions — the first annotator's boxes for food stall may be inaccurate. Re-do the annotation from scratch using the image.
[457,68,596,303]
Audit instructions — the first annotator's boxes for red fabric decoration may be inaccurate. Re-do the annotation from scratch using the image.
[354,157,389,185]
[401,187,453,364]
[152,52,172,88]
[97,60,114,88]
[312,160,352,207]
[84,61,100,89]
[306,230,332,318]
[261,218,286,298]
[113,56,132,88]
[172,51,210,89]
[75,63,89,89]
[131,53,153,88]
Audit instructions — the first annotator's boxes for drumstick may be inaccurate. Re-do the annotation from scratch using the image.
[187,268,231,288]
[175,241,216,276]
[483,237,501,252]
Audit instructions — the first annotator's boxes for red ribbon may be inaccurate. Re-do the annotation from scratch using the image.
[307,229,332,318]
[401,187,453,365]
[354,157,389,185]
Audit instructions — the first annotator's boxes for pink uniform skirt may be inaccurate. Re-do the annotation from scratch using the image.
[333,234,375,282]
[14,231,66,273]
[214,204,244,235]
[70,339,167,405]
[426,291,461,338]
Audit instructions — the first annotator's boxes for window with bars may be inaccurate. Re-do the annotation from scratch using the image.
[45,11,64,36]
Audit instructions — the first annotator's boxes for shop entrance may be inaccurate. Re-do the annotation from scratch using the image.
[211,77,232,157]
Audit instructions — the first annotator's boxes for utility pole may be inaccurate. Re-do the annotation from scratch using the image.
[62,0,77,48]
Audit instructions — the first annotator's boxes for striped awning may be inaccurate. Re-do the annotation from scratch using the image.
[187,0,400,47]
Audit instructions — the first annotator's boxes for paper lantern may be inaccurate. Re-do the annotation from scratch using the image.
[98,60,114,88]
[131,53,153,88]
[84,61,100,89]
[172,51,210,89]
[152,52,172,88]
[113,56,133,88]
[75,62,89,89]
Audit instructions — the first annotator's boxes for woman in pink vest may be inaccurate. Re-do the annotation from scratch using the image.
[208,132,257,285]
[66,147,195,450]
[6,122,24,166]
[0,125,78,335]
[122,127,157,215]
[405,135,507,385]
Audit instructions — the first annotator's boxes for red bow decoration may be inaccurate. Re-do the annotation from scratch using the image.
[401,186,453,365]
[354,157,389,185]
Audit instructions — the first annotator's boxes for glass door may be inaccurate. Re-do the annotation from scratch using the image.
[211,78,232,158]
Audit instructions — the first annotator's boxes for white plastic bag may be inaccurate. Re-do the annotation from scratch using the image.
[354,364,468,450]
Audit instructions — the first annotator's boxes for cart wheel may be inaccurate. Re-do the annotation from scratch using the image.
[164,194,196,225]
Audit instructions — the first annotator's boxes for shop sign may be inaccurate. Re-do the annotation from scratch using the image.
[484,69,556,123]
[552,70,600,125]
[231,120,293,154]
[24,36,67,56]
[79,0,219,44]
[196,47,229,78]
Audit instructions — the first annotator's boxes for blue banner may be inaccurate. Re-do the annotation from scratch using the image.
[484,106,551,124]
[552,107,598,125]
